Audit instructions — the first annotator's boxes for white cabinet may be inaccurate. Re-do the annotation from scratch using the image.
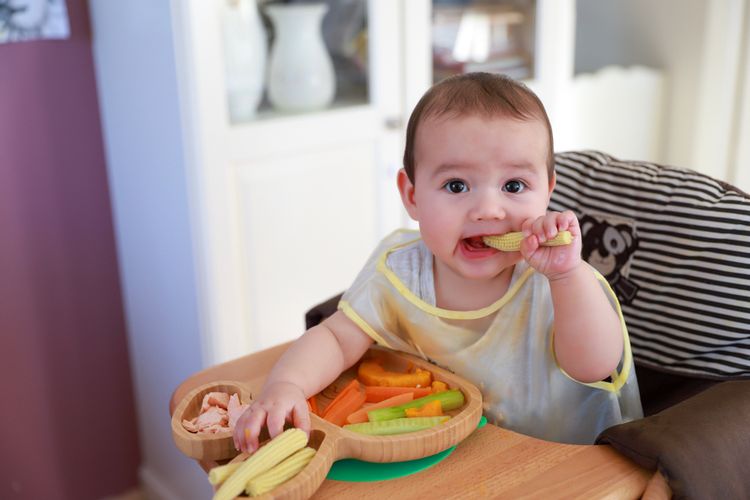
[173,0,411,363]
[401,0,576,143]
[233,116,380,352]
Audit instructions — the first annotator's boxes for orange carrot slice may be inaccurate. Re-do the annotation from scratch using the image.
[322,379,359,413]
[405,399,443,418]
[358,361,432,387]
[322,379,365,427]
[346,392,414,424]
[307,396,320,416]
[364,385,432,403]
[431,380,449,393]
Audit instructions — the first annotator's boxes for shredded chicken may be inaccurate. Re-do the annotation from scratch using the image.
[182,391,247,434]
[201,391,230,411]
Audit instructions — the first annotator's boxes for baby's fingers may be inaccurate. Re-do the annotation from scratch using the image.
[526,217,549,243]
[558,210,579,235]
[542,216,561,240]
[521,218,534,237]
[266,405,290,439]
[239,406,267,453]
[232,406,251,450]
[292,400,311,435]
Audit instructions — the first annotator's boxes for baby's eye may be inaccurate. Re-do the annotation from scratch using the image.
[443,180,468,194]
[503,180,526,193]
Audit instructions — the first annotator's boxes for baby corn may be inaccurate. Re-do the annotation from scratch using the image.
[208,461,242,486]
[212,428,307,500]
[483,231,572,252]
[245,447,316,496]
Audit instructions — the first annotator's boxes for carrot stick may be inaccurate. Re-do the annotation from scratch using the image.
[307,396,320,416]
[364,385,432,403]
[322,379,360,415]
[346,392,414,424]
[322,380,366,426]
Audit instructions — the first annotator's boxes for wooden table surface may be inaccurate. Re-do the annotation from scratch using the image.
[170,343,652,499]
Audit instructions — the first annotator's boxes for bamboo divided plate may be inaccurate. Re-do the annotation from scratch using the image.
[172,347,483,499]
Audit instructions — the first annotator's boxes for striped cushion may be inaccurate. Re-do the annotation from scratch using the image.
[549,151,750,380]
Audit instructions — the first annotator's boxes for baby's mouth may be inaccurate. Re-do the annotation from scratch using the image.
[463,236,490,250]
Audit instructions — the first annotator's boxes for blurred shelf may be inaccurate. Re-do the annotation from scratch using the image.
[227,103,378,163]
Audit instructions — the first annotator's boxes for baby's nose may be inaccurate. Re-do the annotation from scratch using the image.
[469,190,506,221]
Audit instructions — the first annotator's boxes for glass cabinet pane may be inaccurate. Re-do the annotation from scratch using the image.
[321,0,369,105]
[256,0,369,117]
[432,0,536,83]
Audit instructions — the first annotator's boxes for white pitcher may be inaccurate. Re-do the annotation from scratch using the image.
[221,0,267,122]
[266,2,336,112]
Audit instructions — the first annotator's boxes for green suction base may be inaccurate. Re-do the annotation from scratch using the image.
[326,416,487,482]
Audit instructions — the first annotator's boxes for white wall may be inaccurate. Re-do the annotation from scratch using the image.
[567,65,665,163]
[575,0,707,168]
[733,19,750,191]
[89,1,211,499]
[575,0,750,190]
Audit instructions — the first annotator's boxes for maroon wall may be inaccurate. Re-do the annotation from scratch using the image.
[0,1,140,498]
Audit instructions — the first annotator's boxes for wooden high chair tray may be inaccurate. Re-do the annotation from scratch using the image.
[170,342,653,499]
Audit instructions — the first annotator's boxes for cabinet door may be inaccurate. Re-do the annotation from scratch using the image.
[236,138,378,350]
[402,0,575,140]
[175,0,406,362]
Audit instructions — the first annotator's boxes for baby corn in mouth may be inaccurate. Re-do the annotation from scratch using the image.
[483,231,572,252]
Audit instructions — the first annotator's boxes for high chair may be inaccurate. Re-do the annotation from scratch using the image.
[552,151,750,499]
[171,151,750,498]
[304,151,750,498]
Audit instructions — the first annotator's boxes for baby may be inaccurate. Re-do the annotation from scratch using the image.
[234,72,642,451]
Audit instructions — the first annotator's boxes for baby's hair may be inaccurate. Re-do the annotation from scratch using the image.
[403,72,554,183]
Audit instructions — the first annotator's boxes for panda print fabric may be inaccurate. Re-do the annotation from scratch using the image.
[549,151,750,380]
[579,214,639,305]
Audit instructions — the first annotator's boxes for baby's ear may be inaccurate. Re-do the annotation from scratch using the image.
[546,170,556,202]
[397,169,419,221]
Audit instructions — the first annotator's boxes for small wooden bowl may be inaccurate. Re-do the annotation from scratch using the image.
[171,380,252,461]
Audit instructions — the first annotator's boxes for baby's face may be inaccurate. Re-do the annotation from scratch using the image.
[404,113,553,282]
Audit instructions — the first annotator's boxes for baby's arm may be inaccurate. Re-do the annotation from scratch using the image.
[548,263,623,383]
[233,310,373,453]
[520,211,623,383]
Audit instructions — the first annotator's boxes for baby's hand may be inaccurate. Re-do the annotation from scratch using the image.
[519,210,582,279]
[232,381,310,454]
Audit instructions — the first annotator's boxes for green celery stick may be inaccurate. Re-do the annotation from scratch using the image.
[343,416,450,435]
[367,389,464,422]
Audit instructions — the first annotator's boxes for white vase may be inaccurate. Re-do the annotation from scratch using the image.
[221,0,267,122]
[266,3,336,112]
